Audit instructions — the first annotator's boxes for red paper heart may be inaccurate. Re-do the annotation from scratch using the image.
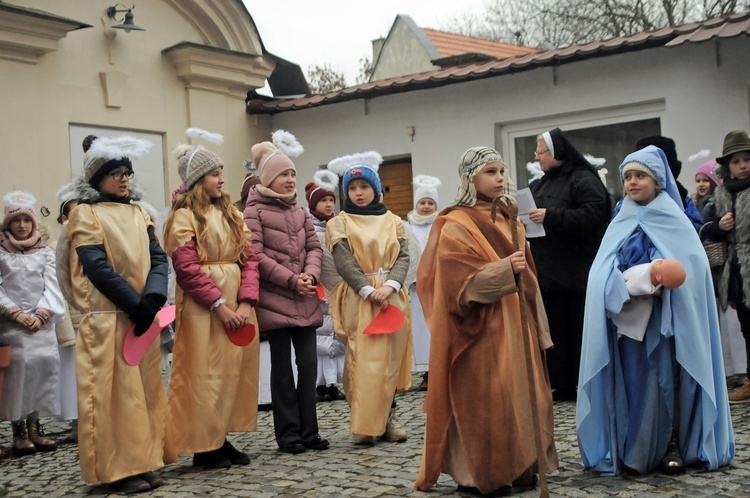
[225,322,256,347]
[316,283,326,300]
[362,304,405,335]
[123,305,176,366]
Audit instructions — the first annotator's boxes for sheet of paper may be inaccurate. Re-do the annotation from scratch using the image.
[515,188,546,238]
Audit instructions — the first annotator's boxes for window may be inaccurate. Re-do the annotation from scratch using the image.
[513,118,661,200]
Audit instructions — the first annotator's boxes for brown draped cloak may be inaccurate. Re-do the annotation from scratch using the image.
[414,200,558,494]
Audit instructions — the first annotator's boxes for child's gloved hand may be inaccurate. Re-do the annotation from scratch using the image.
[130,294,164,337]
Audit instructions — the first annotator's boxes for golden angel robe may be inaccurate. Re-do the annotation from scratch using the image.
[326,212,412,436]
[415,201,558,494]
[164,206,260,454]
[69,203,173,484]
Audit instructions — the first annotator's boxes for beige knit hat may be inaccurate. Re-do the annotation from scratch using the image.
[251,130,303,187]
[621,162,657,182]
[175,128,225,189]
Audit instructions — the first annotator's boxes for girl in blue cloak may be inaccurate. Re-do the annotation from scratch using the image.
[577,145,734,476]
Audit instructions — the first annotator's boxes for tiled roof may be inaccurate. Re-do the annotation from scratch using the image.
[422,28,540,60]
[248,11,750,115]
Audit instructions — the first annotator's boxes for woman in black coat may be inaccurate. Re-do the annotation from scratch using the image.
[529,128,611,401]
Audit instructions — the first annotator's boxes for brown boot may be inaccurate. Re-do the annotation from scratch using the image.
[11,420,36,456]
[27,418,57,452]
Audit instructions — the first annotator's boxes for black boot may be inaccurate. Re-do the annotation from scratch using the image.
[193,447,231,469]
[221,439,250,465]
[660,430,685,475]
[316,385,332,402]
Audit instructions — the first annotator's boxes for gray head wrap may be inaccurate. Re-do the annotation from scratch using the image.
[451,146,510,207]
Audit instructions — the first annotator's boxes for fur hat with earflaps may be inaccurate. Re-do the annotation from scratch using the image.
[174,127,225,190]
[327,151,383,196]
[251,130,303,188]
[3,191,37,231]
[84,136,152,189]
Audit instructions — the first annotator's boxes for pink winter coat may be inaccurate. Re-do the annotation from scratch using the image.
[243,187,323,332]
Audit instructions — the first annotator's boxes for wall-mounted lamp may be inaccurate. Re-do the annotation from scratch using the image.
[406,126,415,142]
[107,4,145,32]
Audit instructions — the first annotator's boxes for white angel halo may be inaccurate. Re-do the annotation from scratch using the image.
[313,169,339,192]
[86,135,153,162]
[3,191,36,210]
[272,129,304,158]
[327,151,383,177]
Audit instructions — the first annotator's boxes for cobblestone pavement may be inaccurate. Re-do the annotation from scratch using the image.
[1,374,749,497]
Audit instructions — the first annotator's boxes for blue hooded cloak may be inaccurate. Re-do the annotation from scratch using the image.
[576,146,734,475]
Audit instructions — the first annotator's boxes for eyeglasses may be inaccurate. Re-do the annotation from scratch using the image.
[534,149,550,157]
[107,170,134,181]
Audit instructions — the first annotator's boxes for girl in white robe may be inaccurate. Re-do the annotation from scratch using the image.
[0,191,64,456]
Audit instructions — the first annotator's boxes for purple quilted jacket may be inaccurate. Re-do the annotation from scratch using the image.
[243,187,323,331]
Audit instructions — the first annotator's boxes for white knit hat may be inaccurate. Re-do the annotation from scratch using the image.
[413,175,441,207]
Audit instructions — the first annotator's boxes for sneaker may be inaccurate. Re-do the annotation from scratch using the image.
[352,434,376,445]
[729,378,750,404]
[326,385,346,401]
[221,439,250,465]
[417,372,428,392]
[379,408,407,442]
[108,476,150,494]
[316,386,332,402]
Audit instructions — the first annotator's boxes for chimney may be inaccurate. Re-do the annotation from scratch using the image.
[371,37,384,61]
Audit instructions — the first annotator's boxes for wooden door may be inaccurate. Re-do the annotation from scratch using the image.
[379,161,413,219]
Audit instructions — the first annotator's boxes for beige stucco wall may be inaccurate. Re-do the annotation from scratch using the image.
[371,17,436,81]
[0,0,273,238]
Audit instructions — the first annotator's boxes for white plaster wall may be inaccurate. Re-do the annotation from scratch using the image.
[272,38,750,207]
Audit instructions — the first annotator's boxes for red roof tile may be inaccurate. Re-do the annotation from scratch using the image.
[248,12,750,115]
[422,28,540,60]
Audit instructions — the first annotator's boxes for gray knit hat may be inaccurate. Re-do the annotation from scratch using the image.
[174,128,225,189]
[175,146,224,189]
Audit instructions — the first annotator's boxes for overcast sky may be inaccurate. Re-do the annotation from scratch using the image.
[244,0,489,90]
